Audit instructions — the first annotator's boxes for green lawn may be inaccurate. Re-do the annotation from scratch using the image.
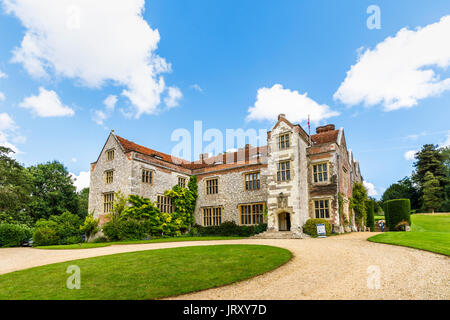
[368,214,450,256]
[0,244,291,300]
[36,236,244,250]
[374,215,385,221]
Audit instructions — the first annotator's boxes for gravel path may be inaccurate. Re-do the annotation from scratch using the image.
[0,233,448,300]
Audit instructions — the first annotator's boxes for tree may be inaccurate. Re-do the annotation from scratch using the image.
[440,147,450,211]
[350,182,369,229]
[27,161,79,222]
[77,188,89,219]
[381,177,420,210]
[412,145,447,207]
[422,172,442,213]
[0,147,32,225]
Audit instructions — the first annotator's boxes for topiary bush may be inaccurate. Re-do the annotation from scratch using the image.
[303,219,332,237]
[0,224,33,247]
[384,199,411,231]
[366,200,375,232]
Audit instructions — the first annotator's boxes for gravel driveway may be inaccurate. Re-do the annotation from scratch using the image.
[0,233,448,300]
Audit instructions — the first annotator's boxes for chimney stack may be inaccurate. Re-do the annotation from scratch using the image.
[316,124,335,134]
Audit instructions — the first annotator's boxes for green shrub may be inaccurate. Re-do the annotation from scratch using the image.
[80,213,100,240]
[366,201,375,232]
[303,219,332,237]
[117,219,146,240]
[102,220,120,241]
[33,226,59,246]
[194,221,263,237]
[0,224,33,247]
[33,211,83,246]
[93,236,108,243]
[384,199,411,231]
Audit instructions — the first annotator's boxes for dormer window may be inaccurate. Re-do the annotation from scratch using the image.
[106,149,115,161]
[278,133,290,150]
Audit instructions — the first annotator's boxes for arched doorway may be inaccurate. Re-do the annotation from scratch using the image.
[278,212,291,231]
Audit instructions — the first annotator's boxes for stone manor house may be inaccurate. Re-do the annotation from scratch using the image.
[88,114,363,236]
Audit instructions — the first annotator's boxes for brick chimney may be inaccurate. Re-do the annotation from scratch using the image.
[316,124,335,134]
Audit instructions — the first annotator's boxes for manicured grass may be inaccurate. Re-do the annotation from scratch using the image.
[374,215,385,221]
[0,245,291,300]
[36,236,244,250]
[368,214,450,256]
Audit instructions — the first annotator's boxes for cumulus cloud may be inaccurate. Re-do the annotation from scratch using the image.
[334,15,450,111]
[404,150,417,161]
[0,112,20,152]
[19,87,75,117]
[3,0,179,118]
[363,181,378,197]
[247,84,339,123]
[70,171,90,192]
[92,94,118,126]
[164,86,182,108]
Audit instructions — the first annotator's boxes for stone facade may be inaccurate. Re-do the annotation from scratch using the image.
[89,114,363,234]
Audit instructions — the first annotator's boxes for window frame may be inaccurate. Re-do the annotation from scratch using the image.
[244,171,261,191]
[106,149,115,161]
[205,178,219,195]
[157,195,174,213]
[104,170,114,184]
[141,168,153,185]
[313,162,329,183]
[202,207,222,226]
[278,133,290,150]
[239,203,265,226]
[314,199,331,219]
[178,176,187,188]
[103,192,115,214]
[277,160,291,182]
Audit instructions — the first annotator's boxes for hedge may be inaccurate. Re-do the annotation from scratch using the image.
[366,201,375,232]
[0,224,33,247]
[303,219,332,237]
[192,221,267,237]
[384,199,411,231]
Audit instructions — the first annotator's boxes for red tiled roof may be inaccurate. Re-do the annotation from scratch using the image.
[115,135,190,167]
[311,130,339,145]
[114,135,267,171]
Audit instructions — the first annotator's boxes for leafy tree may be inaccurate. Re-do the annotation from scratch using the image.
[0,147,33,225]
[350,182,369,229]
[77,188,89,219]
[381,177,420,210]
[422,172,442,213]
[27,161,79,222]
[412,145,447,201]
[440,147,450,211]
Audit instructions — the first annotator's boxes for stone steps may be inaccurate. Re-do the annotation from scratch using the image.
[252,231,309,239]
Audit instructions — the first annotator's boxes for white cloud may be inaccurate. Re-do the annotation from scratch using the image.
[19,87,75,117]
[247,84,339,123]
[404,150,417,161]
[92,94,118,126]
[363,181,378,197]
[71,157,77,163]
[0,113,19,152]
[190,84,203,92]
[0,92,5,101]
[4,0,179,118]
[164,86,182,108]
[103,95,117,111]
[0,70,7,79]
[334,15,450,111]
[70,171,90,192]
[441,132,450,148]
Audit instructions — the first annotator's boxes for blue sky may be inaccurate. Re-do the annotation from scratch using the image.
[0,0,449,198]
